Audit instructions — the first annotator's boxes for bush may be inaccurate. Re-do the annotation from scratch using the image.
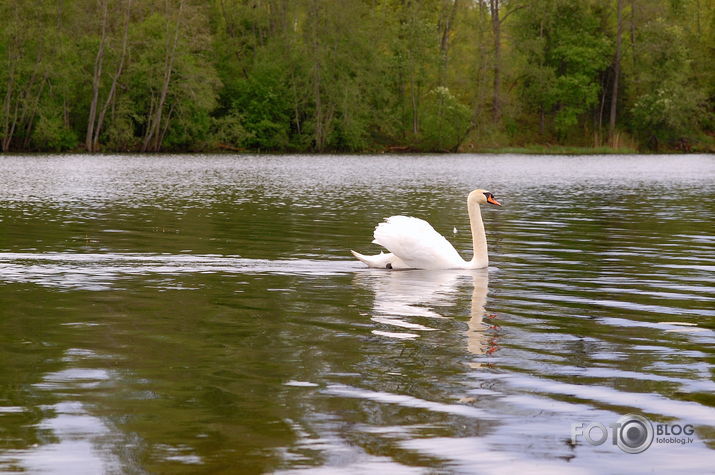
[229,63,291,151]
[420,87,471,151]
[32,114,78,152]
[211,112,253,148]
[630,84,706,149]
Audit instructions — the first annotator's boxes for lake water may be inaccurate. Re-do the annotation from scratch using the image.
[0,154,713,474]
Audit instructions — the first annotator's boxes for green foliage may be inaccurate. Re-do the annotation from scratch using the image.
[124,5,219,151]
[420,87,471,151]
[631,84,706,147]
[625,20,709,148]
[1,0,713,153]
[513,0,611,139]
[230,61,291,150]
[104,96,139,151]
[32,114,78,151]
[211,113,252,149]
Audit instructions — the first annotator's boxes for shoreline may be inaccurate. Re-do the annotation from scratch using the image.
[2,148,713,156]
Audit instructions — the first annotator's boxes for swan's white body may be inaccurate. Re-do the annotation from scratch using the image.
[352,189,499,270]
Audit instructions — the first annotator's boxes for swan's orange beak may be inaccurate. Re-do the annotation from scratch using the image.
[487,195,501,206]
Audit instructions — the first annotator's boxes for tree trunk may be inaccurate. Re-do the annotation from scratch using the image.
[468,0,488,141]
[438,0,459,88]
[2,3,21,152]
[489,0,501,122]
[410,71,419,136]
[407,1,420,137]
[598,71,607,139]
[308,0,325,151]
[21,78,47,149]
[2,69,16,152]
[630,0,637,71]
[609,0,622,146]
[142,0,184,152]
[93,0,133,151]
[86,0,109,152]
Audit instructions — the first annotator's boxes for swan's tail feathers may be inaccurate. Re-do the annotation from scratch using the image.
[351,250,394,268]
[350,250,369,265]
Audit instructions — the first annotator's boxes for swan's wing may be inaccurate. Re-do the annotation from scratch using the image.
[372,216,464,269]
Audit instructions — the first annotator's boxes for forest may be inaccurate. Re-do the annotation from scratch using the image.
[1,0,714,154]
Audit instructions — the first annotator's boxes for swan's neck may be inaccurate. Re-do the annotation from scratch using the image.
[467,199,488,269]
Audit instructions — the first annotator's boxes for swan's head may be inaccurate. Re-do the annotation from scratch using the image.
[469,189,501,206]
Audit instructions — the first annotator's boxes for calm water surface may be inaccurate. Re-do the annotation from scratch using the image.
[0,154,713,474]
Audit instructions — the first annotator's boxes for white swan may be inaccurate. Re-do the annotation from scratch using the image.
[351,189,501,270]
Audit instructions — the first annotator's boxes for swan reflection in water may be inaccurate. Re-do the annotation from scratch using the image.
[354,269,499,365]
